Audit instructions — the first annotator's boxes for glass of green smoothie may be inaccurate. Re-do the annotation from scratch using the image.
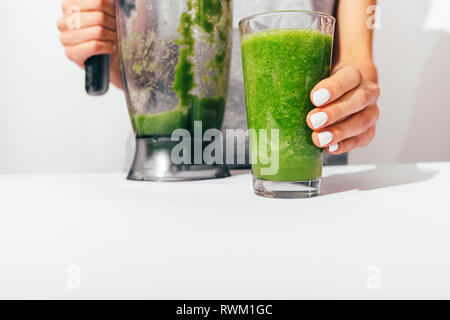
[239,10,335,198]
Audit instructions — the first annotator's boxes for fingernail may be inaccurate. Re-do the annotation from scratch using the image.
[318,131,333,147]
[310,112,328,129]
[312,88,330,106]
[329,143,339,152]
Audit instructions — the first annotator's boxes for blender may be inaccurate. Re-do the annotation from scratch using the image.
[86,0,233,181]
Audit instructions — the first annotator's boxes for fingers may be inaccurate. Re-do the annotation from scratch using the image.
[307,80,380,130]
[310,66,362,107]
[59,1,117,66]
[57,11,116,32]
[60,26,117,46]
[62,0,116,18]
[311,104,380,148]
[327,126,377,155]
[307,66,380,154]
[65,40,115,67]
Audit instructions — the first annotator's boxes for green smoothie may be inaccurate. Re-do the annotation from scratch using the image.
[241,29,333,181]
[133,108,187,136]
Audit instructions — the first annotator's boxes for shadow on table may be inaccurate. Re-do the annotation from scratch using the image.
[321,164,438,196]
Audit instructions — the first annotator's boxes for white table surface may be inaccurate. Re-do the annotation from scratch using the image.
[0,162,449,299]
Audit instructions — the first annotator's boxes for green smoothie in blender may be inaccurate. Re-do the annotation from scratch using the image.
[129,0,231,136]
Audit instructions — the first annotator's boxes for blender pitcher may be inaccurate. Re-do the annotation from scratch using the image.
[114,0,233,181]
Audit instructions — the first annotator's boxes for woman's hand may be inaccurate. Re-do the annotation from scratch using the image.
[307,66,380,154]
[57,0,123,89]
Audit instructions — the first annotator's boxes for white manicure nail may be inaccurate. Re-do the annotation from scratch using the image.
[329,143,339,152]
[312,88,331,106]
[318,131,333,147]
[310,112,328,129]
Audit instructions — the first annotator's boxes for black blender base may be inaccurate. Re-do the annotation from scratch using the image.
[127,136,231,182]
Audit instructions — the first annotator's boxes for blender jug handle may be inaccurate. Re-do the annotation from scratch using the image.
[85,54,110,96]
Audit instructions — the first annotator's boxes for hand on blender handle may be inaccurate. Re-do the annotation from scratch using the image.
[57,0,123,91]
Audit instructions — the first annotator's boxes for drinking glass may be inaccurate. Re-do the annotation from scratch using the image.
[239,10,335,198]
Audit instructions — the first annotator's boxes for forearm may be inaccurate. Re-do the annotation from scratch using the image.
[333,0,378,83]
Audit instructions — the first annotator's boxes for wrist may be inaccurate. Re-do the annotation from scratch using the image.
[110,68,124,90]
[333,59,378,84]
[110,53,124,90]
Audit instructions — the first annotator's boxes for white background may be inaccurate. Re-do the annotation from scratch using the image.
[0,0,449,174]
